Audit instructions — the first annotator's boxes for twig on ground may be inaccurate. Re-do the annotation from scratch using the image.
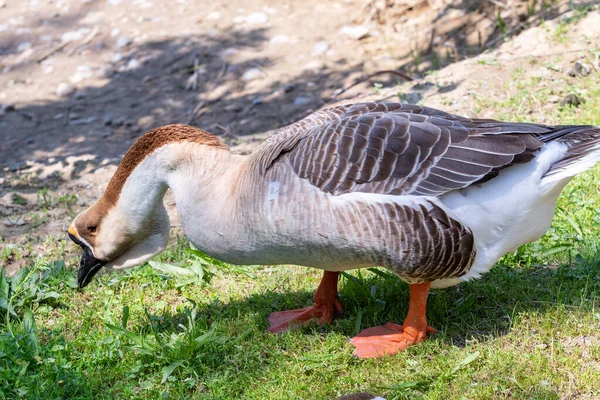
[215,124,237,139]
[330,69,415,100]
[68,27,99,56]
[36,42,69,63]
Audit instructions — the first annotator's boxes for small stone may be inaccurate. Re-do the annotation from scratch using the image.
[26,138,34,145]
[74,91,86,100]
[245,12,268,24]
[283,83,295,93]
[70,65,93,83]
[70,116,97,125]
[127,58,141,70]
[0,103,14,115]
[304,60,321,70]
[232,15,245,24]
[114,116,126,126]
[8,161,29,172]
[220,47,239,61]
[207,11,221,19]
[269,34,290,45]
[293,96,311,106]
[56,82,75,97]
[252,97,262,106]
[111,52,123,63]
[103,115,112,125]
[61,28,90,42]
[560,93,586,107]
[3,218,26,227]
[339,25,370,40]
[96,64,115,78]
[567,61,591,78]
[17,41,31,52]
[115,36,132,49]
[241,68,263,81]
[312,40,330,56]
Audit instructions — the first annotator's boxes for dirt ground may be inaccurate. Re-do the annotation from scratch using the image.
[1,0,599,270]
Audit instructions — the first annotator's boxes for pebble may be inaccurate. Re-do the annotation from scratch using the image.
[70,116,97,125]
[70,65,93,83]
[293,96,311,106]
[241,68,263,81]
[560,93,586,107]
[127,58,141,70]
[115,35,132,49]
[17,41,31,52]
[3,218,26,227]
[220,47,239,61]
[103,115,112,126]
[56,82,75,97]
[269,34,290,45]
[304,60,321,70]
[339,25,370,40]
[8,161,29,172]
[567,61,591,78]
[252,97,262,106]
[245,12,269,24]
[112,52,124,63]
[61,28,90,42]
[207,11,221,20]
[283,83,295,93]
[0,103,14,115]
[96,63,115,78]
[312,40,330,56]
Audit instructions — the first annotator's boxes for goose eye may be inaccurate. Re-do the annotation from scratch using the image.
[88,225,97,235]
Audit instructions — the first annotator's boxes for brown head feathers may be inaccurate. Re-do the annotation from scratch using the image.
[103,124,228,205]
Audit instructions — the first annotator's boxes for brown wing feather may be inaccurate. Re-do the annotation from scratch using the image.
[255,102,580,197]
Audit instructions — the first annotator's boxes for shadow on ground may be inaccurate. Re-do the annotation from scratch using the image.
[2,1,595,177]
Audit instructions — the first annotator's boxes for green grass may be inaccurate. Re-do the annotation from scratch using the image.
[2,174,599,399]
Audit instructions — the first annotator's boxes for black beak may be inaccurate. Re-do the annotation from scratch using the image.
[68,233,106,288]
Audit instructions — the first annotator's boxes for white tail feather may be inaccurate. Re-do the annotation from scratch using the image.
[542,142,600,184]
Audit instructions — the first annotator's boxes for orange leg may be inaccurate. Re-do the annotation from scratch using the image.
[350,282,434,358]
[267,271,343,333]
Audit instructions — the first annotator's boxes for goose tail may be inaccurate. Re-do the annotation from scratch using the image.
[542,126,600,184]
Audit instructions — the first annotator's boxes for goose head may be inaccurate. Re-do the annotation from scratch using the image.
[68,124,228,288]
[68,192,171,288]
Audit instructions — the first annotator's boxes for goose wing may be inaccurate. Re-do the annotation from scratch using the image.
[256,102,559,196]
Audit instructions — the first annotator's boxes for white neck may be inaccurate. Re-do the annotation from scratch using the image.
[117,143,253,261]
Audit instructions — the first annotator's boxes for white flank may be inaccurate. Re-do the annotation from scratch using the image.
[433,141,571,288]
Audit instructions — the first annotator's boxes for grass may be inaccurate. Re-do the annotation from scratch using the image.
[2,171,600,398]
[2,36,600,400]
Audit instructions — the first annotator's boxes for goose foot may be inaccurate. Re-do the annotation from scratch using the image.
[350,322,435,358]
[350,282,433,358]
[267,271,342,333]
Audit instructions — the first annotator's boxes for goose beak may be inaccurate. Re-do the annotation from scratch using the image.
[67,226,105,288]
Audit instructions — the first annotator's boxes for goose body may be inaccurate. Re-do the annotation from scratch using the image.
[68,102,600,358]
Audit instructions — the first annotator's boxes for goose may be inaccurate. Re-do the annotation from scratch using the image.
[67,102,600,358]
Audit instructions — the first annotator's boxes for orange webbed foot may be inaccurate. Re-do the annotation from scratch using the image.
[267,271,342,333]
[267,297,343,333]
[350,322,435,358]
